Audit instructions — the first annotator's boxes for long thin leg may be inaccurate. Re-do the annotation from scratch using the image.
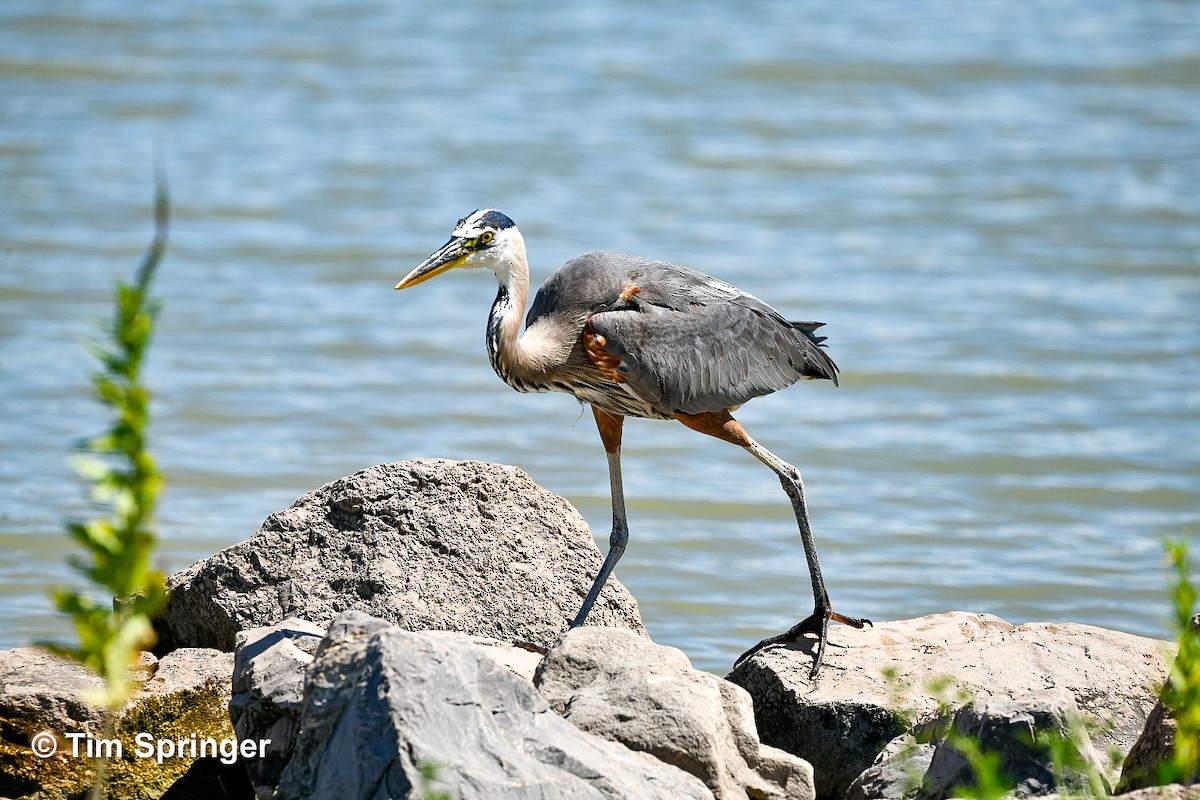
[570,406,630,628]
[676,410,870,676]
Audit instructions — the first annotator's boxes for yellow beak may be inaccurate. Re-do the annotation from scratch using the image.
[395,237,468,290]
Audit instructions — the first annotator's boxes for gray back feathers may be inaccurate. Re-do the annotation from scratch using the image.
[526,253,837,417]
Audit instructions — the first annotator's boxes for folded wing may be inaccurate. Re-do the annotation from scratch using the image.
[584,275,837,416]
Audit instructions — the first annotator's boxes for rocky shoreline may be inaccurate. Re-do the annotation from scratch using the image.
[1,459,1194,799]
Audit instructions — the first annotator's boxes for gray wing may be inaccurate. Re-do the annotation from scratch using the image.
[583,261,838,416]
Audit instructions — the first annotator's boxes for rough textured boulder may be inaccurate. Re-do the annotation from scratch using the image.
[535,628,815,800]
[155,460,644,653]
[0,647,235,800]
[275,611,712,800]
[728,612,1172,799]
[1117,614,1200,793]
[230,616,548,799]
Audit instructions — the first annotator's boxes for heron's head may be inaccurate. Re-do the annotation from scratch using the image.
[395,209,520,290]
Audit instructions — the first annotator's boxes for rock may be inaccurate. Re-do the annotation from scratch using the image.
[422,630,546,682]
[275,611,713,800]
[144,647,236,698]
[154,460,644,653]
[535,627,815,800]
[230,618,325,799]
[231,619,556,799]
[728,612,1171,799]
[1118,704,1190,793]
[844,735,933,800]
[0,648,106,800]
[0,646,106,732]
[0,647,237,800]
[920,692,1109,799]
[1113,786,1200,800]
[1117,613,1200,793]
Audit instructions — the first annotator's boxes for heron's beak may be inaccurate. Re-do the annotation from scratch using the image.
[395,237,468,290]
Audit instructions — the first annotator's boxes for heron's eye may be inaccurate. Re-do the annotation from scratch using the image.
[480,231,495,245]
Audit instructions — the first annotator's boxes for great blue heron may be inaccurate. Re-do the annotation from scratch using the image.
[396,209,870,675]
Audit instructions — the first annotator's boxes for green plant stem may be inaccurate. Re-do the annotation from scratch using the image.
[45,171,171,799]
[87,712,116,800]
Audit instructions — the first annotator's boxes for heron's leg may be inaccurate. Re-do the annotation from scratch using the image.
[675,410,870,676]
[570,407,630,629]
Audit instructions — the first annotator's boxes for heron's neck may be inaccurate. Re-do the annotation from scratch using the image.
[485,235,548,391]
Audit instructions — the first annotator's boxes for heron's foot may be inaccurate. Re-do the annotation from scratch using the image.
[512,639,549,656]
[733,607,872,677]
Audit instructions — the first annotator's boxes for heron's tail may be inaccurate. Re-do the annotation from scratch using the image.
[790,321,839,385]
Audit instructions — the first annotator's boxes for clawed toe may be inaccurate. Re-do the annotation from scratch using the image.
[831,611,872,629]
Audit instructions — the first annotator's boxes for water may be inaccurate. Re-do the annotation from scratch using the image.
[1,1,1197,673]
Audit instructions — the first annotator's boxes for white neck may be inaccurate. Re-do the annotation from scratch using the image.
[484,232,551,392]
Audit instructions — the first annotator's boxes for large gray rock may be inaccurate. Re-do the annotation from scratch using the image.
[275,611,712,800]
[229,616,546,800]
[535,628,815,800]
[231,618,593,798]
[155,460,645,653]
[728,612,1172,799]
